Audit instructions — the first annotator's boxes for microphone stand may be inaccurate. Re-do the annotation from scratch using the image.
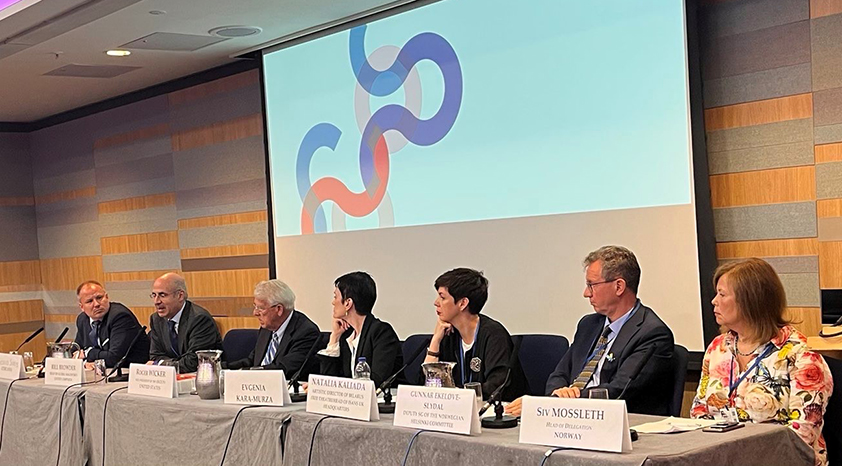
[378,337,430,414]
[106,326,147,383]
[287,337,325,403]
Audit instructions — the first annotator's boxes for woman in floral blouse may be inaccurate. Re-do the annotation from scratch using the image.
[691,258,833,466]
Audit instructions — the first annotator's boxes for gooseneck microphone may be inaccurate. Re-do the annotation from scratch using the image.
[377,337,432,413]
[287,337,324,402]
[14,327,43,352]
[615,344,657,401]
[37,326,70,378]
[107,326,148,383]
[480,335,522,429]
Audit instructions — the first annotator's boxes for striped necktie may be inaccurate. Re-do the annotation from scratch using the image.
[262,333,280,366]
[572,326,613,389]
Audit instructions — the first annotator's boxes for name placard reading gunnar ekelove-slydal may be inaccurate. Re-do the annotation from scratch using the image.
[306,374,379,421]
[519,396,632,453]
[0,353,25,381]
[44,357,88,386]
[393,386,481,435]
[224,370,292,406]
[128,363,177,398]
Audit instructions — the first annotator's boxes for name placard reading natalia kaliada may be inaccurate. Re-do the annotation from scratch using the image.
[306,374,379,421]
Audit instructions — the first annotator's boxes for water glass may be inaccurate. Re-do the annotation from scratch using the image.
[464,382,483,411]
[23,352,34,372]
[94,359,107,382]
[588,388,609,399]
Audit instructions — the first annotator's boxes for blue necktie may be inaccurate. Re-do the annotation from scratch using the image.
[168,320,180,357]
[89,320,101,349]
[262,333,280,366]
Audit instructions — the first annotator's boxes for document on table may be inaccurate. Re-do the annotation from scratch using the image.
[632,416,718,434]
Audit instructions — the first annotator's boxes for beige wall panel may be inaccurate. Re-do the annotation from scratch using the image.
[0,332,47,360]
[98,193,176,215]
[40,256,104,291]
[214,316,259,336]
[34,186,96,205]
[0,300,44,324]
[183,269,269,298]
[168,70,259,106]
[0,197,34,207]
[104,270,180,282]
[94,123,169,150]
[811,0,842,18]
[180,243,269,259]
[709,166,815,208]
[819,241,842,288]
[704,94,813,132]
[817,199,842,218]
[101,231,179,255]
[171,114,263,152]
[815,142,842,163]
[784,307,822,337]
[716,238,819,259]
[0,260,41,287]
[177,211,267,229]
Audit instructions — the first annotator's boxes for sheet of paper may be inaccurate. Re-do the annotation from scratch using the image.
[632,416,718,434]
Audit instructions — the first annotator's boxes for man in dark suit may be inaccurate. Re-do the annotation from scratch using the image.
[506,245,674,416]
[74,281,150,368]
[227,279,320,378]
[148,272,222,373]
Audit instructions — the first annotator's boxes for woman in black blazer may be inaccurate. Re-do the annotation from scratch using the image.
[317,271,403,387]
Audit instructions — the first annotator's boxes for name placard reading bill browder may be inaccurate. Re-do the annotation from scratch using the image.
[224,370,291,406]
[128,363,177,398]
[393,385,480,435]
[519,396,632,453]
[0,353,25,381]
[44,357,86,386]
[306,374,379,421]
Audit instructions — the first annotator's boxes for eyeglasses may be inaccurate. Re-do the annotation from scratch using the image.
[254,304,279,313]
[150,291,180,299]
[585,279,618,293]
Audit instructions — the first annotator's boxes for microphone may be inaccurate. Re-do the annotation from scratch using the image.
[377,337,431,397]
[37,327,70,378]
[106,326,147,383]
[286,336,324,402]
[14,327,43,352]
[480,335,522,429]
[376,337,431,414]
[615,344,657,401]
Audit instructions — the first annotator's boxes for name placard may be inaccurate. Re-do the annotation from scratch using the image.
[306,374,379,421]
[393,385,480,435]
[128,363,177,398]
[44,357,86,386]
[0,353,25,381]
[519,396,632,453]
[224,370,291,406]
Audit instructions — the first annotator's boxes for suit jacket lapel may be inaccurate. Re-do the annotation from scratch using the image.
[577,318,603,372]
[177,302,192,354]
[356,315,373,358]
[600,305,646,379]
[251,328,269,366]
[275,311,299,361]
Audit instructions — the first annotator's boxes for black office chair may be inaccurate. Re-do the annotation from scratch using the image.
[222,329,259,363]
[822,356,842,466]
[670,344,689,417]
[401,334,432,385]
[518,334,569,395]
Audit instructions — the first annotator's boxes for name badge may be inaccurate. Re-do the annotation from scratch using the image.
[306,374,379,421]
[45,357,89,386]
[224,370,291,406]
[128,363,177,398]
[393,385,481,435]
[0,353,25,381]
[519,396,632,453]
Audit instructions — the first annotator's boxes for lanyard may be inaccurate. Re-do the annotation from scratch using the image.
[728,343,775,400]
[457,319,480,385]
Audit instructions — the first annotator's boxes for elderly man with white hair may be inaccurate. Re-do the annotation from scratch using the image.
[227,279,321,377]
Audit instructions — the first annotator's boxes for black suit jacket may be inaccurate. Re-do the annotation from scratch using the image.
[74,302,150,368]
[148,301,223,373]
[546,302,674,415]
[317,314,403,387]
[437,314,528,401]
[228,310,320,378]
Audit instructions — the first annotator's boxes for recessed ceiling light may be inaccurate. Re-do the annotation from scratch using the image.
[149,10,166,15]
[106,50,131,57]
[209,26,262,38]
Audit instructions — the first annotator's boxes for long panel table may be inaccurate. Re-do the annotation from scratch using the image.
[0,378,87,466]
[283,411,816,466]
[82,382,305,466]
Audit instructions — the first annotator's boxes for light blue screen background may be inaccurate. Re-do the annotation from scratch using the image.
[264,0,692,237]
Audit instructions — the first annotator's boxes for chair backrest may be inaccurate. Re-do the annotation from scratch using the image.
[823,356,842,466]
[518,334,569,396]
[670,344,689,417]
[402,334,432,385]
[222,329,259,363]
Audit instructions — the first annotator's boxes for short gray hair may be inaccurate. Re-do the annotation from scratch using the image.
[583,245,641,294]
[254,280,295,311]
